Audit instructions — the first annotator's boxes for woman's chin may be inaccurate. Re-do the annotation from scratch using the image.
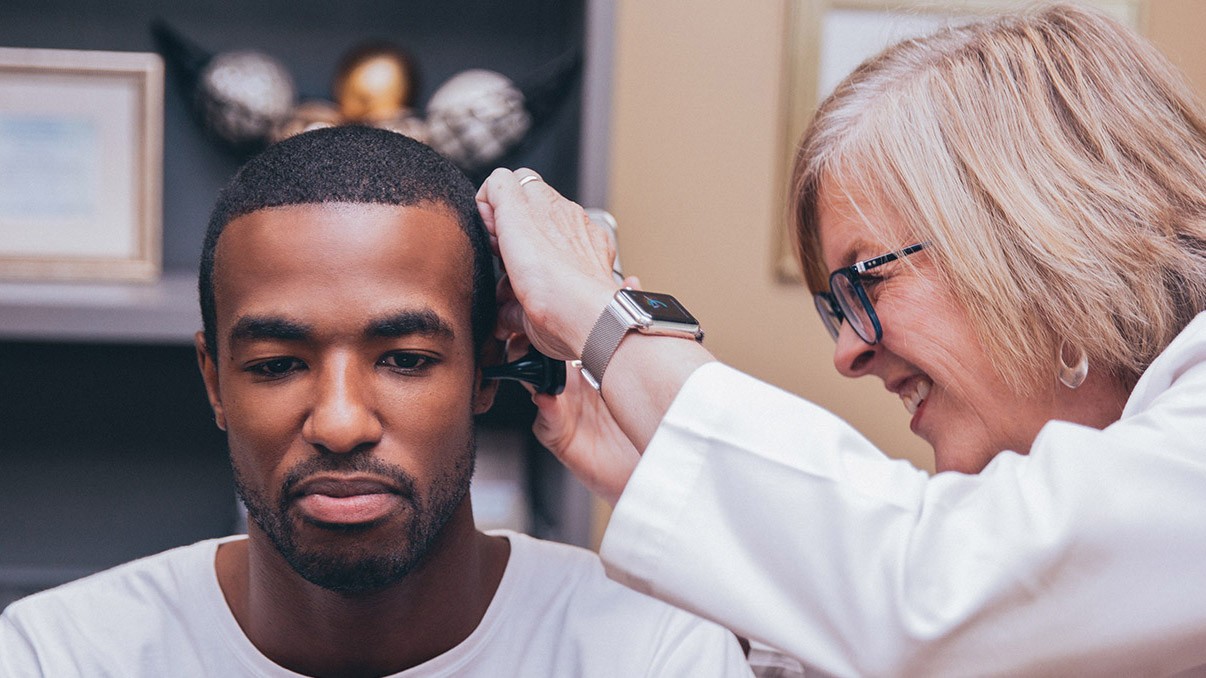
[932,441,998,475]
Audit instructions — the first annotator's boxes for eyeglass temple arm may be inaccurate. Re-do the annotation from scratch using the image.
[852,241,930,274]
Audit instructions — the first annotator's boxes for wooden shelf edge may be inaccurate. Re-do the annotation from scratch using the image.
[0,271,201,345]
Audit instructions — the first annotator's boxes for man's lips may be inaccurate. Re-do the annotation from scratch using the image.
[291,475,401,498]
[289,475,407,526]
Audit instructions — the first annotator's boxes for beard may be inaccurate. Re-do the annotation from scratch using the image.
[231,435,475,596]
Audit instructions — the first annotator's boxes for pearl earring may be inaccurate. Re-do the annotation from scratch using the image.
[1058,340,1089,389]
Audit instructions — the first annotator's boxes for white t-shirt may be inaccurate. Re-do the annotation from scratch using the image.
[1,530,752,677]
[602,312,1206,676]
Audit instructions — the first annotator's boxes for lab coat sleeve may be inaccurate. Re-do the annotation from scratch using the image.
[600,326,1206,676]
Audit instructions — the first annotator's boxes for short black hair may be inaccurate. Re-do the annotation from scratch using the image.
[199,125,496,359]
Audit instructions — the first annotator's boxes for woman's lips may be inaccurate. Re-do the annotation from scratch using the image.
[900,376,931,415]
[895,375,932,437]
[909,395,928,435]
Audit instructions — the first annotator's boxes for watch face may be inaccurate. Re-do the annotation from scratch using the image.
[621,290,698,324]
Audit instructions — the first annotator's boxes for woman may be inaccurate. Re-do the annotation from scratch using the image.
[477,4,1206,675]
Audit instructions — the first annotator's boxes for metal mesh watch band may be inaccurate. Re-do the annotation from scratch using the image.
[579,302,631,390]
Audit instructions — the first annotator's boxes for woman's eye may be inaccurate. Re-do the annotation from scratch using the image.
[857,273,888,299]
[859,273,885,289]
[380,352,432,372]
[250,357,303,377]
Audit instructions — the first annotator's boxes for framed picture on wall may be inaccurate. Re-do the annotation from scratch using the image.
[0,47,163,282]
[775,0,1145,282]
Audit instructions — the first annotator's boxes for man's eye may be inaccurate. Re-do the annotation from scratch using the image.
[380,352,432,372]
[250,357,304,377]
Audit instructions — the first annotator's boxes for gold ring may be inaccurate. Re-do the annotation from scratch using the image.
[518,175,543,187]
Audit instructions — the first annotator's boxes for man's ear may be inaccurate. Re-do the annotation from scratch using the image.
[195,331,227,431]
[473,337,503,415]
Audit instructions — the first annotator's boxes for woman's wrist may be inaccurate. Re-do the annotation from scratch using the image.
[600,333,715,452]
[563,282,623,360]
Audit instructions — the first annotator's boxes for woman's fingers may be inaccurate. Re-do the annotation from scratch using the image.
[477,167,621,361]
[475,167,563,236]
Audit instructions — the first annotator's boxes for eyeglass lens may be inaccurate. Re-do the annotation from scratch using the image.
[814,241,927,344]
[813,294,841,339]
[830,273,875,343]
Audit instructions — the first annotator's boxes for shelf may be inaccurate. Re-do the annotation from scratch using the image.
[0,271,200,345]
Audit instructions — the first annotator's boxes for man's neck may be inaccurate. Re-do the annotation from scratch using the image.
[214,502,510,677]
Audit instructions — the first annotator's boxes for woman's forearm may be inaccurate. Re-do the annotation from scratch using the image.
[596,331,717,453]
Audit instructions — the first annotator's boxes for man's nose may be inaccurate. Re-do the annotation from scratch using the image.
[832,322,876,378]
[303,358,384,454]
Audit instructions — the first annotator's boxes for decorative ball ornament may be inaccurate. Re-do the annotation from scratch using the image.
[153,20,578,169]
[335,51,414,122]
[197,50,296,145]
[325,43,427,144]
[369,112,429,143]
[425,69,532,172]
[271,99,343,143]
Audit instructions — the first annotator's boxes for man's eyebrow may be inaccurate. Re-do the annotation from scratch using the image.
[366,309,455,340]
[229,316,313,344]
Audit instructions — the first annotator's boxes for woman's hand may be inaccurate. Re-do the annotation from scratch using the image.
[532,363,639,507]
[481,171,714,498]
[496,277,643,506]
[476,168,619,361]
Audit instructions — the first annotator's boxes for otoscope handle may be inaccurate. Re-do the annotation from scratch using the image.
[482,346,567,395]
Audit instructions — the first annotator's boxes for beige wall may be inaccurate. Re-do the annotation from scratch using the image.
[603,0,1206,482]
[608,0,932,473]
[1147,0,1206,93]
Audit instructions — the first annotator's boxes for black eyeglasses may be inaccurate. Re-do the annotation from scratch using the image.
[813,242,929,345]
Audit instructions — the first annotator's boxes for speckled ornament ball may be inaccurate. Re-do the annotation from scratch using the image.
[197,50,296,145]
[425,69,532,172]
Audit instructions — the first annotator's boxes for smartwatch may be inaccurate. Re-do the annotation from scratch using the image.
[579,288,704,390]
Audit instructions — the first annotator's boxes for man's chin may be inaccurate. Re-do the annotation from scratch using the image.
[284,544,418,595]
[246,511,423,595]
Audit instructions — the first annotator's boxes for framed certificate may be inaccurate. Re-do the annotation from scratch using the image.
[0,47,163,282]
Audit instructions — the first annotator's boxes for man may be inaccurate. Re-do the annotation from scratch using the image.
[0,126,751,676]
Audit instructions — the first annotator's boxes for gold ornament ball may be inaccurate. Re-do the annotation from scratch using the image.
[271,100,343,143]
[333,44,416,122]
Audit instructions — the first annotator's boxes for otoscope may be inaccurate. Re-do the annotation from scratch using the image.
[482,345,567,395]
[481,209,620,396]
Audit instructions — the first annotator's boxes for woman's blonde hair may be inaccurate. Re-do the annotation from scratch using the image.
[792,3,1206,392]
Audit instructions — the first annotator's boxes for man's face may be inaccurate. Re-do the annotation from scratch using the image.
[197,202,495,594]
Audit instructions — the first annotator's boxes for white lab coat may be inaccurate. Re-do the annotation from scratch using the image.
[601,312,1206,677]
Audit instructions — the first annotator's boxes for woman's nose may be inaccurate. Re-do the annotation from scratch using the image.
[303,360,384,454]
[832,322,877,377]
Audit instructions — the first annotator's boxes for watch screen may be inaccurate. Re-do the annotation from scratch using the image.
[624,290,698,324]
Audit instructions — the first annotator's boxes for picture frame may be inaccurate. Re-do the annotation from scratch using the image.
[0,47,163,282]
[775,0,1146,282]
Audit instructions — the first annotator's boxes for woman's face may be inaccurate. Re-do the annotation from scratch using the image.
[816,182,1085,473]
